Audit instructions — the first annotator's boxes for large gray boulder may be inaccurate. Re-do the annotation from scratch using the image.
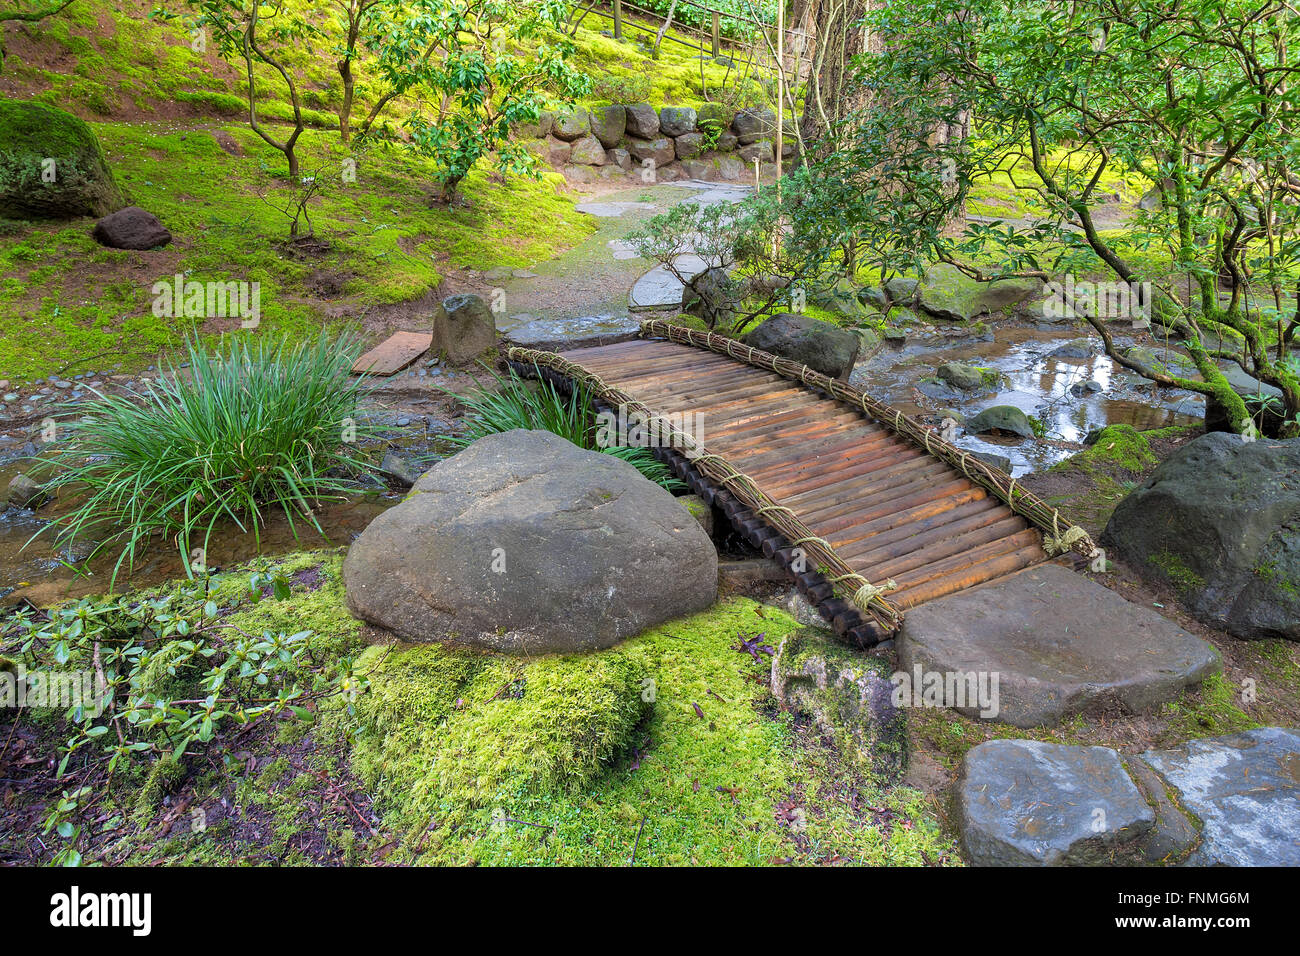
[1138,728,1300,866]
[589,104,626,148]
[658,105,697,137]
[958,739,1155,866]
[568,136,607,166]
[0,98,124,219]
[731,107,776,145]
[626,137,676,169]
[550,108,590,142]
[918,263,1042,322]
[936,361,985,391]
[1104,432,1300,640]
[742,313,861,380]
[342,430,718,654]
[899,564,1220,727]
[434,293,498,364]
[624,102,660,138]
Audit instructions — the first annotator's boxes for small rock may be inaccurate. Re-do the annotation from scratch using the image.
[6,472,46,509]
[965,404,1035,439]
[936,361,985,391]
[379,450,423,487]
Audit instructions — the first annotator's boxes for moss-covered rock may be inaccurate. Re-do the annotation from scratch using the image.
[0,98,124,219]
[771,629,906,783]
[918,263,1041,322]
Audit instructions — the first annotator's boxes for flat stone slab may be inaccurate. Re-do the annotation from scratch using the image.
[575,200,656,217]
[628,254,707,311]
[899,564,1220,727]
[958,739,1155,866]
[352,331,433,376]
[504,314,641,351]
[1139,728,1300,866]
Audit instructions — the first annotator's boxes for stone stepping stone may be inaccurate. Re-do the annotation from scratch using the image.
[958,739,1155,866]
[898,563,1220,727]
[628,254,707,311]
[504,314,641,351]
[352,331,433,376]
[1138,728,1300,866]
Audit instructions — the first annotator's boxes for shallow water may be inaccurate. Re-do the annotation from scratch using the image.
[850,324,1204,476]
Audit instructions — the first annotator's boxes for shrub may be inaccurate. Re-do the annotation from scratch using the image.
[35,330,378,584]
[442,365,686,492]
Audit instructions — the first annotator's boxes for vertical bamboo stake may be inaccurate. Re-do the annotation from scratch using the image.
[613,0,622,40]
[711,11,720,57]
[776,0,784,189]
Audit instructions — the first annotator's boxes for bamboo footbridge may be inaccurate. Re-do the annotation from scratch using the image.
[507,320,1102,647]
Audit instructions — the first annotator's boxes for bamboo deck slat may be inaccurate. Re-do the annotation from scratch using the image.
[556,339,1050,613]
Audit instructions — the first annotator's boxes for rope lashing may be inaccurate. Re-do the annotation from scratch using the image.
[827,572,899,610]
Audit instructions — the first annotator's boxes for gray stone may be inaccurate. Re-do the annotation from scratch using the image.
[545,136,571,166]
[606,147,632,171]
[517,110,554,138]
[898,564,1220,727]
[674,131,705,160]
[379,450,422,487]
[695,102,730,135]
[1125,756,1200,864]
[1050,337,1095,361]
[958,739,1155,865]
[937,361,985,391]
[503,314,641,351]
[589,104,626,148]
[715,131,739,152]
[92,206,171,250]
[679,493,712,536]
[342,430,718,654]
[737,140,774,164]
[626,136,676,169]
[857,285,888,312]
[742,312,861,380]
[551,108,590,141]
[628,254,706,311]
[919,263,1042,322]
[972,451,1011,473]
[1138,728,1300,866]
[563,164,596,183]
[4,472,45,509]
[569,135,607,166]
[772,628,906,782]
[731,107,776,145]
[1104,432,1300,641]
[0,99,124,219]
[965,404,1035,438]
[782,590,831,630]
[659,105,697,137]
[624,102,660,138]
[679,158,714,181]
[884,276,919,305]
[435,293,498,365]
[717,156,744,180]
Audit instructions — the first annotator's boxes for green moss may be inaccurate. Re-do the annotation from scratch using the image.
[323,598,955,865]
[1080,424,1158,473]
[134,753,186,816]
[134,640,205,701]
[1160,673,1260,739]
[1148,549,1206,594]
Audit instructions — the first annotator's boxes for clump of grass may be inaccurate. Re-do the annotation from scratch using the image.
[443,365,686,492]
[34,330,378,583]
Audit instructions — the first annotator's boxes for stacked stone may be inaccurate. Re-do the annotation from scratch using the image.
[521,103,795,183]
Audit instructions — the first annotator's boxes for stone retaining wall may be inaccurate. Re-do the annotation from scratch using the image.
[519,103,795,184]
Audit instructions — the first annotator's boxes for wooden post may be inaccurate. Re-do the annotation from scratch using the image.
[711,12,720,57]
[613,0,622,40]
[776,0,784,187]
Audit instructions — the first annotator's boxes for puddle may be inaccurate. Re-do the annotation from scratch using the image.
[850,325,1204,476]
